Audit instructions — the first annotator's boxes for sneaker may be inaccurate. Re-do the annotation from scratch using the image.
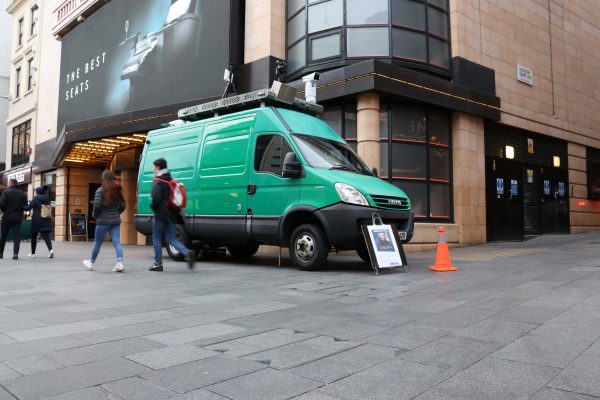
[12,255,17,260]
[187,251,196,270]
[28,253,36,258]
[49,250,54,259]
[112,262,124,273]
[149,263,163,272]
[83,259,94,271]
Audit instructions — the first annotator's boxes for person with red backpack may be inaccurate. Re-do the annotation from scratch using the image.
[149,158,195,271]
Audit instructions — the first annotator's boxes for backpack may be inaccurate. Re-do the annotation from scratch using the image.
[155,178,187,210]
[40,203,52,219]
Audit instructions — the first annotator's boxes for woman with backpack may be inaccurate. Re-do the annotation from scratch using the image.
[83,170,126,272]
[24,185,54,258]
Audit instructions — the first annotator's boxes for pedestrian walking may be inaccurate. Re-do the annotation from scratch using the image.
[149,158,195,271]
[0,179,28,260]
[24,185,54,258]
[83,170,126,272]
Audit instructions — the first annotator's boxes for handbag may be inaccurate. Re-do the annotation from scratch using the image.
[41,204,52,219]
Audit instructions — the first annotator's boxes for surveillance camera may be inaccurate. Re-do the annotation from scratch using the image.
[302,72,320,82]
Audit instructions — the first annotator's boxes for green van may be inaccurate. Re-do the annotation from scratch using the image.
[135,88,414,270]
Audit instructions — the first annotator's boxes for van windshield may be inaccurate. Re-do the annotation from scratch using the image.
[292,134,373,175]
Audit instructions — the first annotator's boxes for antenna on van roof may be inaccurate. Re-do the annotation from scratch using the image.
[177,83,323,122]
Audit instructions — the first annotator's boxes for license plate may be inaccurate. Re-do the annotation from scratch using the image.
[398,231,407,240]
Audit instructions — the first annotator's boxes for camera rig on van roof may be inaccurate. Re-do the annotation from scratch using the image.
[177,82,324,122]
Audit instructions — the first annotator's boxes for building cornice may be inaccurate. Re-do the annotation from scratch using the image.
[52,0,108,39]
[6,0,29,15]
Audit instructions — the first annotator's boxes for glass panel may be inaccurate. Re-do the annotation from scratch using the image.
[430,183,450,218]
[589,161,600,200]
[347,27,389,57]
[428,0,448,11]
[391,143,427,179]
[428,6,449,39]
[391,106,427,142]
[287,39,306,72]
[320,105,342,135]
[428,110,449,146]
[308,0,343,33]
[287,9,305,46]
[429,147,449,181]
[379,108,389,139]
[288,0,305,16]
[394,180,427,217]
[429,37,450,69]
[392,0,426,30]
[255,135,292,176]
[344,106,357,139]
[311,33,341,60]
[347,0,389,25]
[380,142,389,178]
[393,29,427,61]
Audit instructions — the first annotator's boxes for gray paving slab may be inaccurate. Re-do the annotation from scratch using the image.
[0,362,21,380]
[452,318,538,343]
[102,376,177,400]
[492,334,594,368]
[125,344,215,369]
[73,322,174,344]
[0,388,16,400]
[207,368,322,400]
[40,387,112,400]
[366,324,451,349]
[244,336,361,369]
[434,357,560,400]
[530,387,600,400]
[141,356,266,393]
[165,390,229,400]
[548,354,600,397]
[6,321,106,342]
[291,393,344,400]
[397,335,505,373]
[411,305,497,331]
[494,305,565,324]
[313,321,390,340]
[319,357,452,400]
[145,323,247,346]
[3,357,151,400]
[47,337,164,366]
[5,354,64,375]
[289,343,396,383]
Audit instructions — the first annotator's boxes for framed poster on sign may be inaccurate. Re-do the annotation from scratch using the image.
[69,213,88,241]
[361,214,407,275]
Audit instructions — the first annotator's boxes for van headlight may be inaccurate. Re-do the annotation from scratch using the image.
[335,183,368,206]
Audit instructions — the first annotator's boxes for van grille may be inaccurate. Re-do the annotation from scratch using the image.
[370,195,410,210]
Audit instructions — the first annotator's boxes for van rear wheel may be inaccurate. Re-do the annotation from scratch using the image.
[289,224,329,271]
[166,225,190,261]
[227,243,260,259]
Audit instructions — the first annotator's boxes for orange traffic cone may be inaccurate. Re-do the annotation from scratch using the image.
[429,227,458,272]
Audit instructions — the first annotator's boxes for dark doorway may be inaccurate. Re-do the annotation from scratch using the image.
[88,183,101,240]
[523,166,540,236]
[486,158,524,241]
[539,167,570,234]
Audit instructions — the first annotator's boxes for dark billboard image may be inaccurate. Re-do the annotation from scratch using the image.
[57,0,237,132]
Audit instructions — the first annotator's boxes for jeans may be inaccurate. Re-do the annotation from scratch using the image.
[0,218,22,256]
[90,224,123,263]
[153,218,188,265]
[31,231,53,254]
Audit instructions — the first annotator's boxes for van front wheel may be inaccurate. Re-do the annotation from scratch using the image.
[289,224,329,271]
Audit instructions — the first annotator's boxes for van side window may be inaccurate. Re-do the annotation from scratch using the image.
[255,135,293,176]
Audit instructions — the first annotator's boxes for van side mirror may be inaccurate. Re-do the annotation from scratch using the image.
[282,152,302,179]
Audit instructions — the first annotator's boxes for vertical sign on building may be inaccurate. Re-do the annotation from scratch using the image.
[527,138,534,154]
[517,65,534,85]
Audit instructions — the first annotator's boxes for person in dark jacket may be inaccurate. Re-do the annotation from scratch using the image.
[149,158,195,271]
[24,185,54,258]
[0,179,28,260]
[83,170,126,272]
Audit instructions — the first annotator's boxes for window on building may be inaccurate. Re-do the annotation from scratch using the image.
[255,135,293,176]
[588,147,600,201]
[30,5,38,36]
[286,0,451,76]
[18,17,24,45]
[15,67,21,98]
[27,59,34,91]
[11,120,31,168]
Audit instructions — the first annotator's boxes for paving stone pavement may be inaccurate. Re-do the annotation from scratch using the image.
[0,233,597,399]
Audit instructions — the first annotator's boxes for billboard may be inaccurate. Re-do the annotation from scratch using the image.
[57,0,237,132]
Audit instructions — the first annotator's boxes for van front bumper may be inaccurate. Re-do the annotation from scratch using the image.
[315,203,414,250]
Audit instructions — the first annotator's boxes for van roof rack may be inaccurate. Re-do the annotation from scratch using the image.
[177,84,324,122]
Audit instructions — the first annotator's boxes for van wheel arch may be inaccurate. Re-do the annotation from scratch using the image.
[280,207,329,246]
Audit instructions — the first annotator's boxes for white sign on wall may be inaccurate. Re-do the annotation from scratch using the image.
[517,65,533,85]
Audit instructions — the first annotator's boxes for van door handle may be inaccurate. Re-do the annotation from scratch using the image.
[248,185,257,195]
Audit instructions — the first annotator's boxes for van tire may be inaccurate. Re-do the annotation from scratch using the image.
[356,246,371,264]
[166,225,190,262]
[289,224,329,270]
[227,243,260,259]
